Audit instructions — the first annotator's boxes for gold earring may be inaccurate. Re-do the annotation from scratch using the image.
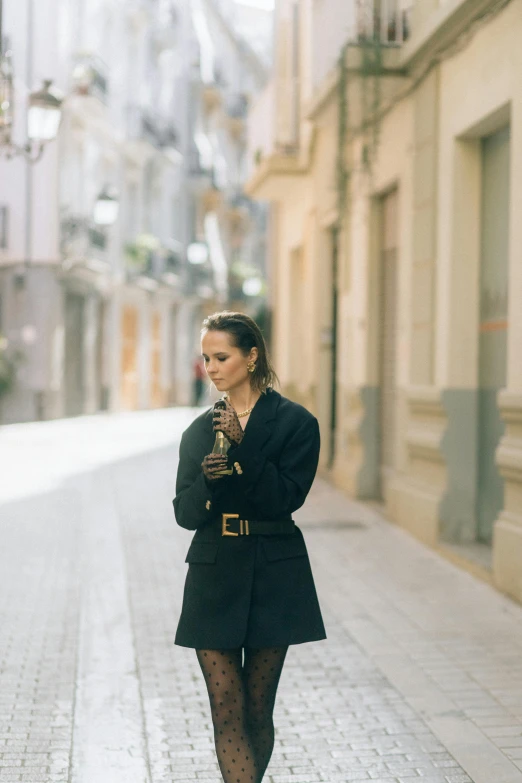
[247,360,256,373]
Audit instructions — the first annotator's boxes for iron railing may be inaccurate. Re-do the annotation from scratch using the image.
[356,0,413,45]
[71,53,109,102]
[225,92,248,119]
[60,214,107,258]
[126,105,178,150]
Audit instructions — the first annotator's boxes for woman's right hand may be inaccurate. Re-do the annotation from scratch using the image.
[201,453,229,481]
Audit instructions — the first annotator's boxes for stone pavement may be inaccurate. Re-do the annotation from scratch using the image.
[0,409,521,783]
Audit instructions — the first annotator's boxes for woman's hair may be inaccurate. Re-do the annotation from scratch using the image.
[201,310,279,393]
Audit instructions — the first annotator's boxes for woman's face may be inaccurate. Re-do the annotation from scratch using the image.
[201,329,258,394]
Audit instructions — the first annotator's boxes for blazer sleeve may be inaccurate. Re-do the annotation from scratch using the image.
[227,415,320,518]
[173,431,217,530]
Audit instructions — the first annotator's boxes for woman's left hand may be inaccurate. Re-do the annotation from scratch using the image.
[212,398,244,447]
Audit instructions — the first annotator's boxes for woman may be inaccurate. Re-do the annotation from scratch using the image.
[173,311,326,783]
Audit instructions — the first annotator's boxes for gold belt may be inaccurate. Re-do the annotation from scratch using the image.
[222,513,249,536]
[220,514,295,537]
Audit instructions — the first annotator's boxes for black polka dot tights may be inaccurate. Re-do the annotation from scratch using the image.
[196,646,288,783]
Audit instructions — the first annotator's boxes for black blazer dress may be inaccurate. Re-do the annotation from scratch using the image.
[173,387,327,649]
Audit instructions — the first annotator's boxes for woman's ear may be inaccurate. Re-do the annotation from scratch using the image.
[250,347,259,363]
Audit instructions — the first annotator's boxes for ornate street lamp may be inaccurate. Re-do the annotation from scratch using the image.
[27,80,63,143]
[0,29,63,162]
[93,185,119,226]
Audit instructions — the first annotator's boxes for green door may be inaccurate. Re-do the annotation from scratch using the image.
[477,126,510,543]
[64,292,85,417]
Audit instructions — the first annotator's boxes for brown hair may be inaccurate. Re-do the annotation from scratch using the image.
[201,310,279,394]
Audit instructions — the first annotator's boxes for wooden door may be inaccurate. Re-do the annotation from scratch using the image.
[121,306,139,411]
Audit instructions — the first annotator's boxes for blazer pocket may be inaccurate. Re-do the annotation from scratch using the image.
[185,541,220,564]
[261,534,308,562]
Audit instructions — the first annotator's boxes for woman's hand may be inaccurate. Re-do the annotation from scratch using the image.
[201,453,229,481]
[212,398,244,447]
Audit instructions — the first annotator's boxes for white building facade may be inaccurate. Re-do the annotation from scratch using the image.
[0,0,275,421]
[0,0,200,420]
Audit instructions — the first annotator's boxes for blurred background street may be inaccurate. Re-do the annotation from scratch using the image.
[1,0,522,779]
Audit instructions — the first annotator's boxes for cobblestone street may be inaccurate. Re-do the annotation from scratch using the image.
[0,409,521,783]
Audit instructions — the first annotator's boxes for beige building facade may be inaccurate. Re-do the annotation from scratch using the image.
[246,0,522,604]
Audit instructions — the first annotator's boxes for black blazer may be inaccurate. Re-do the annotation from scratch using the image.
[173,387,320,538]
[173,387,327,648]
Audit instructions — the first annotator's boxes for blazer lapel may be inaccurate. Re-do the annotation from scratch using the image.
[242,387,280,450]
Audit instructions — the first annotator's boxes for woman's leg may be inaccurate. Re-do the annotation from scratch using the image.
[196,648,259,783]
[243,646,289,781]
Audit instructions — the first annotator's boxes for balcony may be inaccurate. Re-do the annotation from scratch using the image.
[356,0,413,46]
[161,123,178,149]
[126,106,179,152]
[60,214,108,262]
[221,92,249,141]
[312,1,413,88]
[187,135,222,200]
[188,148,207,177]
[71,53,109,103]
[124,234,182,288]
[127,106,163,148]
[202,83,222,114]
[225,92,249,119]
[246,1,414,201]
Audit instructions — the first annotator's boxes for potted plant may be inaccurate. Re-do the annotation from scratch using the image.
[124,233,162,275]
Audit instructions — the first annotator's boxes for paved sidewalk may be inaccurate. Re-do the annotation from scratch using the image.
[295,482,522,783]
[0,409,521,783]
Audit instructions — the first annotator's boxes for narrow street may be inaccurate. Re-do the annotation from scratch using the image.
[0,410,521,783]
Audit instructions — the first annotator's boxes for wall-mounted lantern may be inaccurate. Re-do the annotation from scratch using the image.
[93,185,119,226]
[187,241,209,265]
[0,46,64,162]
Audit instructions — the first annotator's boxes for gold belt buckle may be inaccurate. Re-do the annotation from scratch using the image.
[222,514,249,536]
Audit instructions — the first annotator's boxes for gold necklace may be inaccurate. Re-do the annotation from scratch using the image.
[223,394,255,418]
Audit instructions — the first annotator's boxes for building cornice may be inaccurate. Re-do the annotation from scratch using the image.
[247,0,513,196]
[400,0,512,70]
[244,152,308,200]
[304,0,512,125]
